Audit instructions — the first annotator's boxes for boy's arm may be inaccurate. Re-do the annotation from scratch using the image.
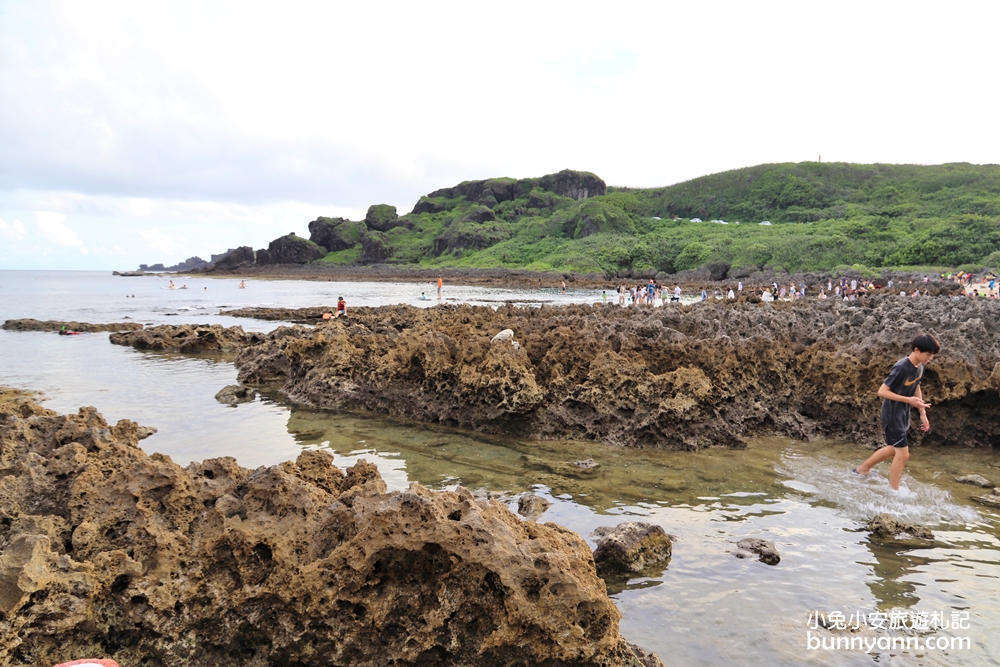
[914,384,931,431]
[877,383,931,410]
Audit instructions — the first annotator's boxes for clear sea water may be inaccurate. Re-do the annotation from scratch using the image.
[2,270,999,666]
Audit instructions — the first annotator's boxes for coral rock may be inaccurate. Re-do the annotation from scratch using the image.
[734,537,781,565]
[592,522,672,575]
[0,397,660,667]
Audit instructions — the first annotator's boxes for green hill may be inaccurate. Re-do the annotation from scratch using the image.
[300,163,1000,277]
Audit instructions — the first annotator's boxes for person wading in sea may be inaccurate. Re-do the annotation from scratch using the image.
[853,333,940,490]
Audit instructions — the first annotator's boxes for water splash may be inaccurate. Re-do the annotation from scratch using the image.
[778,451,980,526]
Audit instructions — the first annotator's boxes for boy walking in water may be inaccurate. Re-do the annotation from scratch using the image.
[854,334,940,490]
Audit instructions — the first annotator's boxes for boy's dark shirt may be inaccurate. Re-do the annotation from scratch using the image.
[880,357,923,433]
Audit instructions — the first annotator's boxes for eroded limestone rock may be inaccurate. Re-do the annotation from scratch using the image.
[214,384,256,406]
[2,319,143,333]
[734,537,781,565]
[591,522,672,575]
[109,324,265,353]
[955,474,994,488]
[516,493,551,521]
[0,398,660,667]
[866,513,934,541]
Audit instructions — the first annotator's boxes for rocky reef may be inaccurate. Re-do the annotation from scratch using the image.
[226,297,999,450]
[109,325,266,353]
[2,320,143,333]
[110,297,1000,450]
[0,394,661,667]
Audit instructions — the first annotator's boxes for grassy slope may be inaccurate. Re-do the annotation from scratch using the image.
[317,162,1000,276]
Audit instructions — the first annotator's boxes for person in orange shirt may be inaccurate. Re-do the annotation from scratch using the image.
[437,276,443,298]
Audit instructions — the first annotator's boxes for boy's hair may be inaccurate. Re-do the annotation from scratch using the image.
[912,333,940,354]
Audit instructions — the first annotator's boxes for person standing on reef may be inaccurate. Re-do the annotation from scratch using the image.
[561,280,567,294]
[854,334,940,490]
[437,276,443,299]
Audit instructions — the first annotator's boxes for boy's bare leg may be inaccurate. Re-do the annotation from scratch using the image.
[856,446,895,474]
[888,447,909,490]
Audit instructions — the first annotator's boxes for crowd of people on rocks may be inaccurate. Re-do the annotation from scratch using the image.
[604,272,999,307]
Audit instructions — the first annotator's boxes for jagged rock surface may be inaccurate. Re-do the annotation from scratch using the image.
[0,398,661,667]
[591,523,672,575]
[210,246,256,270]
[517,493,551,521]
[2,320,143,333]
[214,384,256,406]
[218,297,1000,449]
[734,538,781,565]
[109,325,266,353]
[866,513,934,541]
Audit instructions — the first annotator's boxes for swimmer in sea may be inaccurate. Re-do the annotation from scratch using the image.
[239,280,246,289]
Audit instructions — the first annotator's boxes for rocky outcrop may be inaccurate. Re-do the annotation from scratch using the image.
[308,217,367,253]
[866,514,934,541]
[537,170,606,201]
[733,538,780,565]
[955,474,994,488]
[109,325,265,353]
[218,297,1000,450]
[258,234,325,265]
[973,491,1000,508]
[591,523,672,575]
[516,493,551,521]
[210,246,255,270]
[2,319,143,333]
[0,397,661,667]
[364,204,401,232]
[360,230,391,264]
[214,384,256,406]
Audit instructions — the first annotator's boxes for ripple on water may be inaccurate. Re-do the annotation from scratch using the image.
[779,451,982,526]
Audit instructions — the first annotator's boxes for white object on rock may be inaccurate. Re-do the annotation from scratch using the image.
[492,329,515,343]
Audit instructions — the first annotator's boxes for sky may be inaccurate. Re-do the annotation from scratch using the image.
[1,1,999,270]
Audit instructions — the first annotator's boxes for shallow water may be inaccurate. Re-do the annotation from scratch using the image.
[2,271,999,665]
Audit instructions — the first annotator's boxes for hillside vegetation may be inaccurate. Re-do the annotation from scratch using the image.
[292,163,1000,277]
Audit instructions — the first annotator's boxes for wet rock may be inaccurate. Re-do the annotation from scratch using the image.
[516,493,551,521]
[972,494,1000,508]
[866,513,934,540]
[109,324,265,353]
[0,397,660,667]
[592,522,672,575]
[734,537,781,565]
[955,474,994,488]
[575,458,599,469]
[2,319,143,333]
[214,384,256,406]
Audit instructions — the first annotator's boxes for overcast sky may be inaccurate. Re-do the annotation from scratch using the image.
[2,1,998,270]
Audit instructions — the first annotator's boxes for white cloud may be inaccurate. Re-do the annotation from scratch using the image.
[141,228,178,255]
[126,198,153,217]
[0,218,26,241]
[34,211,87,252]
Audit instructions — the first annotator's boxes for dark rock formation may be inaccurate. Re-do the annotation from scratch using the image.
[866,513,934,541]
[591,523,672,575]
[412,196,448,215]
[955,474,993,488]
[2,319,143,333]
[109,325,265,353]
[365,204,399,232]
[734,538,780,565]
[139,256,213,273]
[113,270,146,276]
[0,397,661,667]
[516,493,551,521]
[360,230,391,264]
[218,307,329,322]
[537,170,607,201]
[258,234,324,265]
[214,384,256,406]
[308,217,367,252]
[211,246,255,270]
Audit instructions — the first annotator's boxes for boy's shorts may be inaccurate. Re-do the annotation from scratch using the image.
[885,429,908,448]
